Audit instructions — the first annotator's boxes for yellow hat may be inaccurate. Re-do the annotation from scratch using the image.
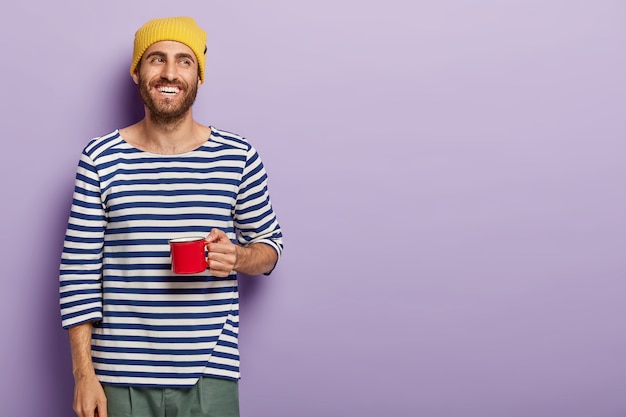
[130,16,207,82]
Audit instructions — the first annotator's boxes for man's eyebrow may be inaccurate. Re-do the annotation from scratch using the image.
[176,53,195,62]
[143,51,195,63]
[144,51,166,60]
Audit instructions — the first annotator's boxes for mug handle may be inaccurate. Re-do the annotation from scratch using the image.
[204,240,210,270]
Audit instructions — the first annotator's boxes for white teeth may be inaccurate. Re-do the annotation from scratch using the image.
[158,86,180,94]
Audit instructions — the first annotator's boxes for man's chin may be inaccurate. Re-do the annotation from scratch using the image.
[147,105,192,124]
[149,99,187,115]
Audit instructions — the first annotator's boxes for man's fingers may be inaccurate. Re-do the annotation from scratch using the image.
[96,401,107,417]
[208,261,231,277]
[205,228,227,243]
[207,251,236,277]
[208,242,236,256]
[205,230,237,277]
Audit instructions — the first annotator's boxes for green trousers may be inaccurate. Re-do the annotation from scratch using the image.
[103,377,240,417]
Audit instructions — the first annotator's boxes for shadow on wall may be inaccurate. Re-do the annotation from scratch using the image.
[239,270,270,310]
[40,181,77,417]
[113,63,144,128]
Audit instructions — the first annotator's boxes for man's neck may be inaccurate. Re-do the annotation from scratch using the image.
[121,111,211,155]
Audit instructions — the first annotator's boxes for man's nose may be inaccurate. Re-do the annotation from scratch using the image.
[160,61,178,81]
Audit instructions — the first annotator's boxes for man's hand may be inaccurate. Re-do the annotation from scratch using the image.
[69,323,107,417]
[73,373,107,417]
[205,228,238,277]
[205,228,279,276]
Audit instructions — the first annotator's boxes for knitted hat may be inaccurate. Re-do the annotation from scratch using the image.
[130,16,207,82]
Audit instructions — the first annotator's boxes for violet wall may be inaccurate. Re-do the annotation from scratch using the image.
[1,1,625,416]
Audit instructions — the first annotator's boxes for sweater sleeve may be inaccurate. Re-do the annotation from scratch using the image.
[234,144,284,259]
[59,151,107,328]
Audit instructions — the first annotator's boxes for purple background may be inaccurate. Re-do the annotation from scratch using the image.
[1,1,625,416]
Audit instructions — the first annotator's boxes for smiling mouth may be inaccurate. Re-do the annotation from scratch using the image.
[157,86,181,95]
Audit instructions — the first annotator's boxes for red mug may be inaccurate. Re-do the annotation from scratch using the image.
[169,236,209,274]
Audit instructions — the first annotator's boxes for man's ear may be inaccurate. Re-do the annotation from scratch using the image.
[131,71,139,85]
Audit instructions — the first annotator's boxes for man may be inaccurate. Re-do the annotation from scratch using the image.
[59,16,284,417]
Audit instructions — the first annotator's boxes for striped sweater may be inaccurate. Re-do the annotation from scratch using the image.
[59,127,283,387]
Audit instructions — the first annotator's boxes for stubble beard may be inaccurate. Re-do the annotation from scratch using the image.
[138,74,199,128]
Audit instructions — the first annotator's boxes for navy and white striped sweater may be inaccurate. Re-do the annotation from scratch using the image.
[60,127,283,387]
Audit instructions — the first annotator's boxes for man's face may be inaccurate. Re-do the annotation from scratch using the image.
[133,41,201,124]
